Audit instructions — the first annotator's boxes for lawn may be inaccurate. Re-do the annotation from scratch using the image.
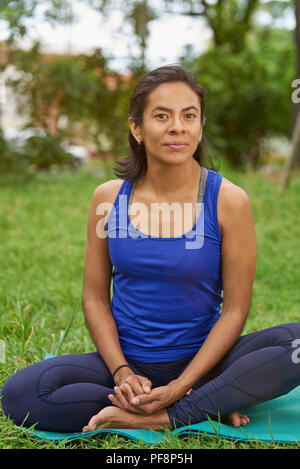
[0,158,299,449]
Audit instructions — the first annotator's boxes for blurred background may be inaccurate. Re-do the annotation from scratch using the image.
[0,3,300,441]
[1,2,300,450]
[0,0,299,186]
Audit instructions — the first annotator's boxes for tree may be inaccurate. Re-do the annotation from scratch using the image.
[162,0,294,49]
[0,0,76,43]
[87,0,157,72]
[6,43,132,153]
[180,26,294,168]
[163,0,260,53]
[280,0,300,189]
[126,0,157,71]
[280,108,300,191]
[293,0,300,165]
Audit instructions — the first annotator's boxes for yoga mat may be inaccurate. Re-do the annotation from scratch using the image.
[24,354,300,445]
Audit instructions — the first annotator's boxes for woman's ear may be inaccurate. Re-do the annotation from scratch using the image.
[128,117,142,143]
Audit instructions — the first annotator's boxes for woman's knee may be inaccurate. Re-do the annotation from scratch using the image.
[1,363,41,424]
[266,322,300,348]
[1,373,24,421]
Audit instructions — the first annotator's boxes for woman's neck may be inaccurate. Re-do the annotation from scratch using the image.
[140,159,201,200]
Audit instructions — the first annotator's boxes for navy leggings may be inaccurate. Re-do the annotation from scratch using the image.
[2,322,300,432]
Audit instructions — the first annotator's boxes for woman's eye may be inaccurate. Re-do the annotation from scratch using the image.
[155,113,196,120]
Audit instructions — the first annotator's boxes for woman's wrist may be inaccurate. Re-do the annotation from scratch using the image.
[113,366,135,386]
[167,378,192,402]
[112,364,131,380]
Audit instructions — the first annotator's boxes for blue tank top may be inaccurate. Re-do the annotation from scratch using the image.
[107,167,223,362]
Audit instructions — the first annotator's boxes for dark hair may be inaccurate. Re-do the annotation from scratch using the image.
[113,64,217,182]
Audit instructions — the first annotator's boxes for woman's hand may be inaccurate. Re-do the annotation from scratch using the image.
[111,371,153,414]
[109,381,179,416]
[116,372,152,399]
[108,383,147,415]
[129,383,179,415]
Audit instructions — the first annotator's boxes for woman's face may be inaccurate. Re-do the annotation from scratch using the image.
[130,81,202,165]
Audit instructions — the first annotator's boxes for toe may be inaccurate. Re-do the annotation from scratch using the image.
[232,411,241,427]
[241,414,250,426]
[83,415,97,433]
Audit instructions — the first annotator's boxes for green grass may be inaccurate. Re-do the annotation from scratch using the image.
[0,159,300,449]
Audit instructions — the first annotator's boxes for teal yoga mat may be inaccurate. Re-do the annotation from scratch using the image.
[24,355,300,445]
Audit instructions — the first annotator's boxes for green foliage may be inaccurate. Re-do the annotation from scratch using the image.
[0,0,297,173]
[5,43,133,161]
[0,131,28,172]
[180,27,295,168]
[0,129,75,172]
[21,133,74,170]
[0,0,38,41]
[0,0,77,42]
[0,132,14,171]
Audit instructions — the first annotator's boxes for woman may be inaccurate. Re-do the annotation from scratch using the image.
[2,64,300,434]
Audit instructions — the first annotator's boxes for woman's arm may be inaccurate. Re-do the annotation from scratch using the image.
[83,182,129,381]
[82,182,152,394]
[169,183,257,398]
[118,182,257,413]
[171,182,257,398]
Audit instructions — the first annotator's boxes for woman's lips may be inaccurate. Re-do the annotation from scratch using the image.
[165,144,188,151]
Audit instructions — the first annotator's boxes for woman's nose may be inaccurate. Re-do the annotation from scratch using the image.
[168,116,186,133]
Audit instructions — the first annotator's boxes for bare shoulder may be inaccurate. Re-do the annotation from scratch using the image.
[219,176,250,203]
[87,178,124,236]
[218,176,254,236]
[92,178,124,205]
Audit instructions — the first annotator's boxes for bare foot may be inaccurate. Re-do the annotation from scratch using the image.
[82,406,172,433]
[223,411,250,427]
[82,407,250,434]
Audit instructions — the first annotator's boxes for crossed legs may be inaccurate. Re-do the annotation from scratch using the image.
[2,323,300,433]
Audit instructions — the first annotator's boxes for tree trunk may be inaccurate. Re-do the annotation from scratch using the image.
[294,0,300,165]
[279,108,300,191]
